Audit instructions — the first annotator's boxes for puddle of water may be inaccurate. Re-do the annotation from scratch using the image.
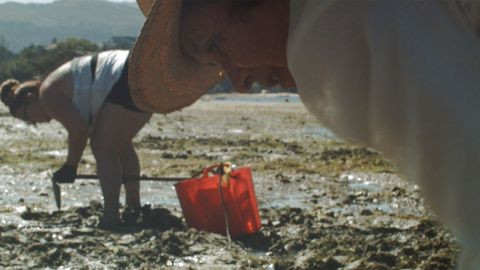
[264,153,290,161]
[0,166,417,228]
[205,93,301,104]
[1,212,33,226]
[342,172,383,192]
[136,183,181,207]
[43,149,68,157]
[302,127,338,140]
[348,182,382,193]
[228,129,244,134]
[334,172,427,218]
[262,193,310,209]
[366,202,394,213]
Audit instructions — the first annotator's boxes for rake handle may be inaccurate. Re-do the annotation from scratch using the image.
[76,174,187,182]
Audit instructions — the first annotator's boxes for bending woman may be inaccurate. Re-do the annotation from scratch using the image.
[0,50,152,227]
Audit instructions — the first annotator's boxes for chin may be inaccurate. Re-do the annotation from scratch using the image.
[231,87,250,93]
[280,80,296,89]
[278,73,296,89]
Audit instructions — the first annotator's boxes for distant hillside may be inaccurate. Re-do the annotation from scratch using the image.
[0,0,144,52]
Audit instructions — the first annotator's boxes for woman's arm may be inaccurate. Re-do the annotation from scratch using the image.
[39,62,89,168]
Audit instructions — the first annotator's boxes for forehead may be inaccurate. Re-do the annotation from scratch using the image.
[180,3,226,53]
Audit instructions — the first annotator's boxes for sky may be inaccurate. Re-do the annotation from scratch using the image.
[0,0,135,3]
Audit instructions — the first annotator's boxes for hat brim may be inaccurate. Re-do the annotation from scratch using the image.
[136,0,153,16]
[129,0,222,113]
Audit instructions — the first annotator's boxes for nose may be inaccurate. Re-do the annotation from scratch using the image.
[222,62,253,93]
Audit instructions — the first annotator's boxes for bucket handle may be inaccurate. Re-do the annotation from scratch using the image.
[202,163,222,178]
[202,163,234,188]
[202,162,234,245]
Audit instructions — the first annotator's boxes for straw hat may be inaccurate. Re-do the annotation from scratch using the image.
[129,0,222,113]
[136,0,153,16]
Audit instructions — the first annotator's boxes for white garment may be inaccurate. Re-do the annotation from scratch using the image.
[287,1,480,269]
[71,50,129,126]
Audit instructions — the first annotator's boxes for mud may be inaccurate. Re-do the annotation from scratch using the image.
[0,94,459,269]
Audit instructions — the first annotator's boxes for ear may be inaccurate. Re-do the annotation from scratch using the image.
[33,81,42,95]
[26,92,37,102]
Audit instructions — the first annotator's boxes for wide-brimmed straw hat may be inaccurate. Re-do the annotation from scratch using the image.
[129,0,222,113]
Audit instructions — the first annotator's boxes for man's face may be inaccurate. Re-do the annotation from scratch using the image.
[180,2,296,92]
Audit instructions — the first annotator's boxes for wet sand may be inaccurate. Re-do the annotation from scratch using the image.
[0,93,459,269]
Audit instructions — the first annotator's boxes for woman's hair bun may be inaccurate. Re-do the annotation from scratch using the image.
[0,79,20,106]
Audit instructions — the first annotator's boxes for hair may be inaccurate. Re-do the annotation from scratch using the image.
[0,79,39,115]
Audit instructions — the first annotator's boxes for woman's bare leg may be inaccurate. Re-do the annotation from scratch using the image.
[91,102,151,224]
[120,143,141,210]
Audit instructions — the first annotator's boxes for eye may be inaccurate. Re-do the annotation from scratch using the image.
[207,41,221,53]
[207,34,224,54]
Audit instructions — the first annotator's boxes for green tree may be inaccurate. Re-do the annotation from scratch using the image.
[0,36,15,82]
[45,38,100,76]
[4,38,100,82]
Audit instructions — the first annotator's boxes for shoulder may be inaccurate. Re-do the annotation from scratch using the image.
[39,61,74,103]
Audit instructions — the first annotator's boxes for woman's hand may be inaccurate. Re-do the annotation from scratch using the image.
[52,164,77,183]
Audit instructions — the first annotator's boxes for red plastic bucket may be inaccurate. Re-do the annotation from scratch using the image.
[174,164,261,238]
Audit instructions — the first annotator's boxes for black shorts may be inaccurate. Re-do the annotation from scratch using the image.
[105,58,144,113]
